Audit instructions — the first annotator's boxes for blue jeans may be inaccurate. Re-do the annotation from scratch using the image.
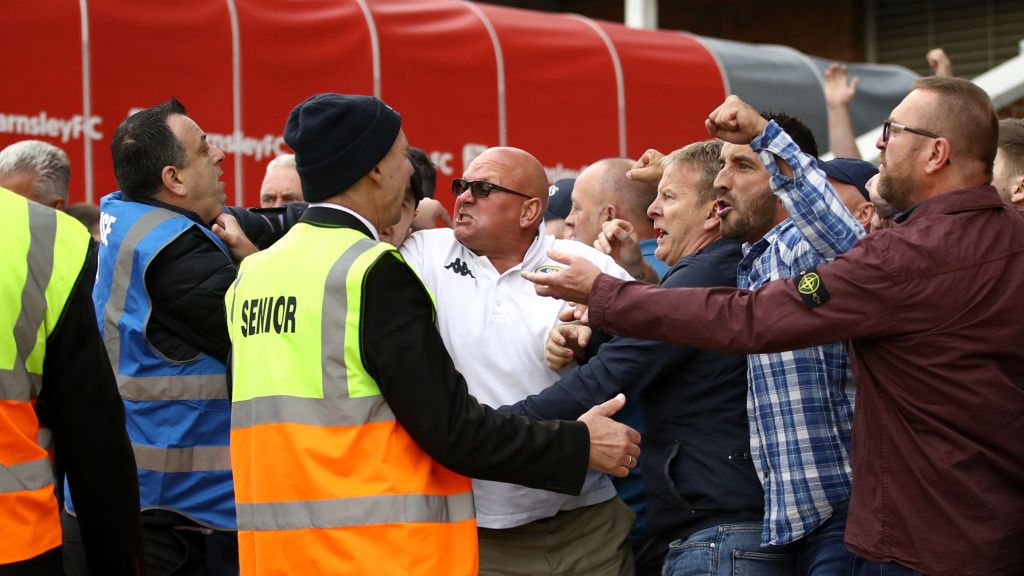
[793,509,856,575]
[851,556,921,576]
[661,521,793,576]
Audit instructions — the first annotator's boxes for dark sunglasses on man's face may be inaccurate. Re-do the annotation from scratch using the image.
[452,178,531,200]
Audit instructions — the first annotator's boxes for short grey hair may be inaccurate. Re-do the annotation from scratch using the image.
[0,140,71,203]
[660,140,723,205]
[266,153,296,173]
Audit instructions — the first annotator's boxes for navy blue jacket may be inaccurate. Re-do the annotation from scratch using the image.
[505,237,764,538]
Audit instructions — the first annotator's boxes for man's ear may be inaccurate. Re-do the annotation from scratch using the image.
[702,201,720,232]
[367,162,386,185]
[520,197,543,228]
[161,165,187,198]
[603,204,616,223]
[924,138,952,174]
[856,202,876,231]
[1011,175,1024,204]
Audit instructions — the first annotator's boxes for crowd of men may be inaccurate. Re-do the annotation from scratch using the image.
[1,54,1022,576]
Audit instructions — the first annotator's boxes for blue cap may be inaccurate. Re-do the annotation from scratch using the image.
[545,178,574,220]
[819,158,878,201]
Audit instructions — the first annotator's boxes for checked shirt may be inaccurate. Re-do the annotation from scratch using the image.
[740,121,866,545]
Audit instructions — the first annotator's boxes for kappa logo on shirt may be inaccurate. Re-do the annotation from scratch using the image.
[444,257,476,279]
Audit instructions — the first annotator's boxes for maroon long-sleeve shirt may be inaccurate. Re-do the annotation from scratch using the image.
[586,186,1024,576]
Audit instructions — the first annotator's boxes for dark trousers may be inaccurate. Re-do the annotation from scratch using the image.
[632,532,671,576]
[852,557,922,576]
[0,547,63,576]
[62,511,238,576]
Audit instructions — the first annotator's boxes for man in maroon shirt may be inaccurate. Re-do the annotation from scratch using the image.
[523,77,1024,576]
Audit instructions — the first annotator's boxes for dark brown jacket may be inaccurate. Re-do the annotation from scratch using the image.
[587,186,1024,576]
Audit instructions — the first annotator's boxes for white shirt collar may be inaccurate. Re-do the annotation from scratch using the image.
[309,202,379,241]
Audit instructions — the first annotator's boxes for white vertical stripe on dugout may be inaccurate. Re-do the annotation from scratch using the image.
[356,0,383,98]
[226,0,244,207]
[572,15,628,157]
[79,0,93,203]
[461,1,508,147]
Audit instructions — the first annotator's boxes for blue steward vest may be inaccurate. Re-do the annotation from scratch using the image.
[65,192,235,529]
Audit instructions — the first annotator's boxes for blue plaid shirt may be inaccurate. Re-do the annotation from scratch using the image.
[741,121,865,545]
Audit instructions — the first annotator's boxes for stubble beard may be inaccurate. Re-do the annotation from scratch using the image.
[720,185,777,243]
[879,171,917,212]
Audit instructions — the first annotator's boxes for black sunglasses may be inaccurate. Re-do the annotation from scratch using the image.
[882,120,941,144]
[452,178,531,200]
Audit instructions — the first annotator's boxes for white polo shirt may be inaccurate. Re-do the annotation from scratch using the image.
[400,226,633,529]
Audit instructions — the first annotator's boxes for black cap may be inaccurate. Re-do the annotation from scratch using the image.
[819,158,878,201]
[545,178,575,220]
[284,93,401,203]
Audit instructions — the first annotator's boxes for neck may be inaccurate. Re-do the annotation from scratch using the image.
[323,185,385,232]
[151,190,207,223]
[684,232,721,257]
[482,233,535,274]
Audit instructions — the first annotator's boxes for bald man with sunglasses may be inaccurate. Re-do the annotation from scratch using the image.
[400,147,638,576]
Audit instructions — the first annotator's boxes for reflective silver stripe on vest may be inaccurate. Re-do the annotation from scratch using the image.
[0,457,54,494]
[231,394,394,429]
[236,491,475,531]
[132,443,231,473]
[232,238,387,430]
[102,208,228,400]
[0,203,56,402]
[118,373,230,401]
[321,237,380,401]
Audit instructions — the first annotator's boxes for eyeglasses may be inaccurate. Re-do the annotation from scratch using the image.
[882,121,942,144]
[452,178,532,200]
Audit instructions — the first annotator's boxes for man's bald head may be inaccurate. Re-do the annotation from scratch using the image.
[466,147,549,209]
[454,147,549,271]
[565,157,657,244]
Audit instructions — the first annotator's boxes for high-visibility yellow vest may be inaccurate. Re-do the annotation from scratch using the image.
[226,222,476,576]
[0,188,90,565]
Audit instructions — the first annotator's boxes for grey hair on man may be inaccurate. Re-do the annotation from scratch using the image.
[265,153,296,172]
[0,139,71,209]
[661,139,723,204]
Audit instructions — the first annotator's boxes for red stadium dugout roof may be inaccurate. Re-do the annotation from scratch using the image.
[1,0,916,208]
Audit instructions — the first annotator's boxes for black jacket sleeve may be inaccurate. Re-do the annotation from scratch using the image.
[226,206,280,250]
[37,242,145,576]
[147,205,310,364]
[504,252,731,421]
[505,335,696,422]
[146,228,236,363]
[360,251,590,495]
[232,203,309,249]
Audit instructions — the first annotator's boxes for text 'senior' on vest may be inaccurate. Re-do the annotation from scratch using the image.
[226,223,476,575]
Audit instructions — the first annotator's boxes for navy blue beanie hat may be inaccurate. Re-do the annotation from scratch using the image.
[284,93,402,203]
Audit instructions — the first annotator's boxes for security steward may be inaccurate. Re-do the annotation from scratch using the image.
[225,93,641,575]
[0,187,142,575]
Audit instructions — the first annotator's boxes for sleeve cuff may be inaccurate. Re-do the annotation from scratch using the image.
[749,119,783,154]
[542,420,589,495]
